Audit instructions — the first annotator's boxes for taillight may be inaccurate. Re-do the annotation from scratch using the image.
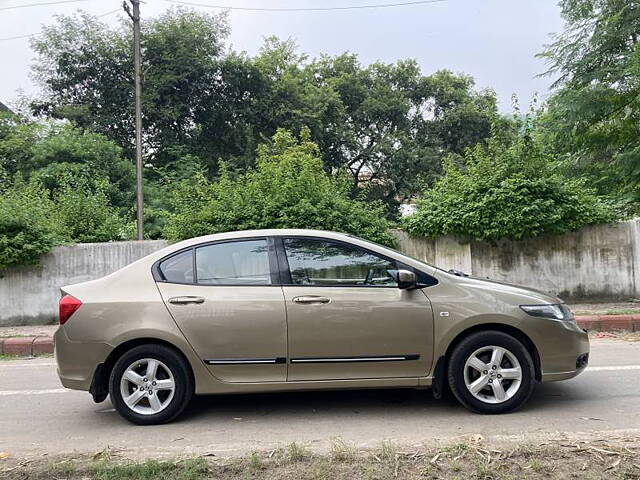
[59,295,82,325]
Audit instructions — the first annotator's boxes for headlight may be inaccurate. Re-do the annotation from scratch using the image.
[520,304,574,321]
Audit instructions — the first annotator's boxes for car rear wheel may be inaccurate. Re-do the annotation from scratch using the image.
[109,344,193,425]
[448,331,535,414]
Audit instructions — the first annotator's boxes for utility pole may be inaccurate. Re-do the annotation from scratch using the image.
[123,0,144,240]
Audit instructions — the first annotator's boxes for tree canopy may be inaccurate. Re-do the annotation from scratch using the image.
[538,0,640,208]
[29,9,499,217]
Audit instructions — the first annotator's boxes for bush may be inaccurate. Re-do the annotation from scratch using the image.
[54,182,134,243]
[0,119,135,211]
[0,183,63,270]
[403,121,616,241]
[164,129,395,246]
[0,178,134,269]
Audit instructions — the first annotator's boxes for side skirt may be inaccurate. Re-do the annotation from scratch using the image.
[194,376,432,395]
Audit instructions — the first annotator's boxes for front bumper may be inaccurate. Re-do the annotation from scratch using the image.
[536,320,590,382]
[54,327,113,391]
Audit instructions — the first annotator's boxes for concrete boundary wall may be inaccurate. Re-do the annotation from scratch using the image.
[0,241,168,326]
[394,219,640,301]
[0,220,638,326]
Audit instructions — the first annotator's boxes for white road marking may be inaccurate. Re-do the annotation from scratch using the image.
[0,388,69,396]
[0,362,56,368]
[587,365,640,372]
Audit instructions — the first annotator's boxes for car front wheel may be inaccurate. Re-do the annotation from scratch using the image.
[109,344,193,425]
[448,331,536,414]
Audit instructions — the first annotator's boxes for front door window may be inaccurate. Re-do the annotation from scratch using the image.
[283,238,398,287]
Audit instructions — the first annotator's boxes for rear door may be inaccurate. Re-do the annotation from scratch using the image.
[155,237,287,383]
[278,236,434,381]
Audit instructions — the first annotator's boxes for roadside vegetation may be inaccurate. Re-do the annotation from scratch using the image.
[164,129,395,246]
[3,437,639,479]
[1,0,638,268]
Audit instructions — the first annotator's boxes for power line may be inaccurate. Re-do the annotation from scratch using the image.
[164,0,447,12]
[0,0,90,11]
[0,8,120,42]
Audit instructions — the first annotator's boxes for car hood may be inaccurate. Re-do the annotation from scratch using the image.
[445,272,562,304]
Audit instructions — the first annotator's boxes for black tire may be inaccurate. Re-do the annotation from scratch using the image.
[109,344,194,425]
[448,330,535,414]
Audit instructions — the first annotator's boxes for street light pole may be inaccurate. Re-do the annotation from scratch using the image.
[124,0,144,240]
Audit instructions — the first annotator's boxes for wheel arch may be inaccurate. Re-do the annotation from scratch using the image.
[89,337,195,403]
[438,323,542,383]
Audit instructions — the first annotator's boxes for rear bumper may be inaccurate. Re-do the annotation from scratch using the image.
[54,327,113,391]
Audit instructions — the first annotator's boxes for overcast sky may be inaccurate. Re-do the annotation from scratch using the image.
[0,0,565,112]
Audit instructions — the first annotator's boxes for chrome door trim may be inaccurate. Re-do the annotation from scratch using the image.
[204,357,287,365]
[290,354,420,364]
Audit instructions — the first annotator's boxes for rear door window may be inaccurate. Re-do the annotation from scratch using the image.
[195,239,271,285]
[158,250,194,284]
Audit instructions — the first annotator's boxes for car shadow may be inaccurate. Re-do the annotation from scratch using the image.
[175,380,590,423]
[179,387,451,421]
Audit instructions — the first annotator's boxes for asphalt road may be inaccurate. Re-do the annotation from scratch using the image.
[1,339,639,459]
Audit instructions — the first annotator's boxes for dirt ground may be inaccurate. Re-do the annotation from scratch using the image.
[2,434,639,480]
[0,324,57,338]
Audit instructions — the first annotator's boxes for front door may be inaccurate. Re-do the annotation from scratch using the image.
[279,237,434,381]
[156,238,287,383]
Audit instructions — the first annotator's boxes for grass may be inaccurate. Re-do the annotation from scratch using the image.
[603,308,640,315]
[89,458,210,480]
[2,438,639,479]
[0,353,52,360]
[330,439,357,462]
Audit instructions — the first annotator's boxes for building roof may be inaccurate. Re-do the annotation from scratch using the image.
[0,101,13,114]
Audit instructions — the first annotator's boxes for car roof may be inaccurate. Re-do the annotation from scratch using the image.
[168,229,353,249]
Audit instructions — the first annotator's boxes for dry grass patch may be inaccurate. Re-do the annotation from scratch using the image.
[2,436,639,479]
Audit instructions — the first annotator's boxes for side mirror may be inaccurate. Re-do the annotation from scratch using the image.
[395,269,417,290]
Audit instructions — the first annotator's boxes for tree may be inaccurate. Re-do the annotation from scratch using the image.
[0,117,135,211]
[251,44,499,215]
[0,114,136,268]
[164,129,395,246]
[30,11,500,216]
[403,116,616,241]
[30,8,231,168]
[538,0,640,207]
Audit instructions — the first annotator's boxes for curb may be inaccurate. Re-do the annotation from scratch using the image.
[1,314,639,358]
[576,314,640,332]
[0,336,54,357]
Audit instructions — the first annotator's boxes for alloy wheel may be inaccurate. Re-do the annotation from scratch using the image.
[119,358,176,415]
[463,345,522,404]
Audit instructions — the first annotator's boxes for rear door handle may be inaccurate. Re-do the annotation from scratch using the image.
[292,296,331,304]
[168,296,205,305]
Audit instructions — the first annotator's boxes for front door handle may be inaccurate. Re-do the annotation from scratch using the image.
[292,295,331,305]
[168,296,205,305]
